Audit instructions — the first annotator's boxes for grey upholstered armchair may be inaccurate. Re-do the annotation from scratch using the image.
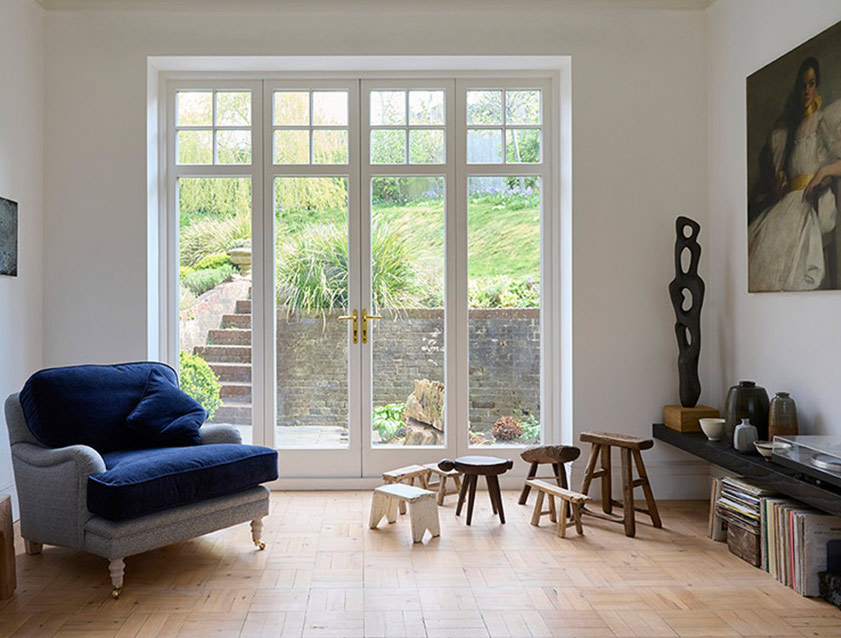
[5,363,277,599]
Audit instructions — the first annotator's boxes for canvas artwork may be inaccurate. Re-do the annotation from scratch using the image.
[0,197,18,277]
[747,19,841,292]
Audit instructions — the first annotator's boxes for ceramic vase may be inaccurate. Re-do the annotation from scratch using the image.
[724,380,770,442]
[769,392,798,441]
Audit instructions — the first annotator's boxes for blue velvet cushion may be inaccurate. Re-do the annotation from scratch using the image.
[19,362,179,452]
[126,368,206,447]
[87,444,279,521]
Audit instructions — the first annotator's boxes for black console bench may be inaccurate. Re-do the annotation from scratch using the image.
[653,423,841,518]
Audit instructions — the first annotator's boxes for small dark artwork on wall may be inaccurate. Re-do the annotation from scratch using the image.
[0,197,18,277]
[747,19,841,292]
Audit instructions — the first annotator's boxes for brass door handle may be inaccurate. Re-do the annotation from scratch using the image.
[361,309,381,344]
[337,309,358,344]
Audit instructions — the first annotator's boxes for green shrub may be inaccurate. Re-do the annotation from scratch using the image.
[182,264,236,297]
[196,253,234,271]
[179,351,222,420]
[277,220,418,318]
[519,413,541,442]
[180,213,250,267]
[468,275,539,308]
[180,265,195,281]
[373,403,405,444]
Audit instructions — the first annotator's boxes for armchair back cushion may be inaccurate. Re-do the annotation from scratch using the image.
[126,368,205,447]
[19,362,190,452]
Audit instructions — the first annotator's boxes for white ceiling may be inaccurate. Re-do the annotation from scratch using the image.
[36,0,715,11]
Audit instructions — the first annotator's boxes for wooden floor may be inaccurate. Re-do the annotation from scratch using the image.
[2,491,841,637]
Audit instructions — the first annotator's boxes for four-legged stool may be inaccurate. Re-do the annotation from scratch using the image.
[383,464,431,514]
[423,463,463,506]
[518,444,581,506]
[369,484,440,543]
[578,432,662,537]
[439,456,513,525]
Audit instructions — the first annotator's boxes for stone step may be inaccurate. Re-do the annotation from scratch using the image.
[195,345,251,363]
[220,382,252,400]
[208,328,252,345]
[235,299,251,314]
[209,362,251,383]
[221,313,251,329]
[212,403,252,426]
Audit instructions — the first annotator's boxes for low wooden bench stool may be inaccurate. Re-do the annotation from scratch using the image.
[518,444,581,506]
[579,431,662,537]
[526,479,589,538]
[369,484,440,543]
[423,463,463,505]
[383,464,432,514]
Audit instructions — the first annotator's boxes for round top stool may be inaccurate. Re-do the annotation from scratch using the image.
[438,456,513,525]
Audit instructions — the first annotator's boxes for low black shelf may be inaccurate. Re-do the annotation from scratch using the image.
[653,423,841,518]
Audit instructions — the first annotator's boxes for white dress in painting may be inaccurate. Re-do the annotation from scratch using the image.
[748,99,841,291]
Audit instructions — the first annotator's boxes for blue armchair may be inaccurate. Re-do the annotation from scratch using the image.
[4,362,278,598]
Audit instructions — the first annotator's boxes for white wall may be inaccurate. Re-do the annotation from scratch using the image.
[43,4,709,495]
[0,0,44,517]
[707,1,841,438]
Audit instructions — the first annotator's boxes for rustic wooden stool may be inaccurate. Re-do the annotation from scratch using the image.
[423,463,463,506]
[383,464,432,514]
[439,456,513,525]
[518,444,581,505]
[369,484,440,543]
[579,432,662,537]
[526,479,590,538]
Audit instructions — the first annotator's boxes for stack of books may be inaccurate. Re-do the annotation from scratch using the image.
[714,476,773,535]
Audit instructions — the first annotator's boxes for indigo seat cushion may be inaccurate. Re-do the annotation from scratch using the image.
[19,362,180,452]
[88,444,279,521]
[126,368,206,447]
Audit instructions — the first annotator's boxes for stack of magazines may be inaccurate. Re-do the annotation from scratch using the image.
[714,476,773,535]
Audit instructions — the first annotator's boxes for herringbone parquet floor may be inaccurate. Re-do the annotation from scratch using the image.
[2,491,840,637]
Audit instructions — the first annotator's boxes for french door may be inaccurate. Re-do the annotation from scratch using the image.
[168,74,554,481]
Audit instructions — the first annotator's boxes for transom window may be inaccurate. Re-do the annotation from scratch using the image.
[176,91,253,165]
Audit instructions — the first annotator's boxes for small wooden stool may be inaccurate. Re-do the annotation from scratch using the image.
[383,464,432,514]
[526,479,589,538]
[423,463,463,505]
[369,484,440,543]
[439,456,513,525]
[518,444,581,505]
[579,432,662,537]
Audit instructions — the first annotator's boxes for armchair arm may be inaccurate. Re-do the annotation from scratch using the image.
[199,423,243,445]
[10,442,105,550]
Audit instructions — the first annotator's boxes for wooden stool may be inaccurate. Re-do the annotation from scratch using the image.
[369,484,440,543]
[579,432,662,537]
[526,479,589,538]
[439,456,513,525]
[383,464,432,514]
[423,463,463,506]
[518,444,581,505]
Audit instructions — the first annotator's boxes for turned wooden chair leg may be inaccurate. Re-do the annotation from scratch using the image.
[519,462,539,505]
[24,539,42,556]
[251,518,266,550]
[633,449,662,528]
[109,558,125,599]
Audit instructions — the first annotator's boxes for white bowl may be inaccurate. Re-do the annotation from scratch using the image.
[754,440,774,459]
[699,418,725,441]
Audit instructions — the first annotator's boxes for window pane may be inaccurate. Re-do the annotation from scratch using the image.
[216,130,252,165]
[313,91,348,125]
[274,130,310,164]
[215,92,251,126]
[371,177,445,447]
[177,91,212,126]
[467,90,502,125]
[275,177,350,448]
[313,129,349,164]
[505,129,541,164]
[409,129,444,164]
[467,176,541,446]
[178,177,253,444]
[274,92,309,126]
[370,90,406,125]
[506,90,541,125]
[409,90,444,125]
[467,128,502,164]
[371,129,406,164]
[177,130,212,165]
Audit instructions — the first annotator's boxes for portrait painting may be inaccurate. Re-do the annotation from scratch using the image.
[0,197,18,277]
[747,19,841,292]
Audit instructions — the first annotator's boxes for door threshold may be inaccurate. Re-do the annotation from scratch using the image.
[267,475,530,491]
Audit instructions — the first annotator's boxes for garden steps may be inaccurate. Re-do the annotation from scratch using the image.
[208,362,251,383]
[208,328,252,345]
[220,381,252,400]
[194,344,251,363]
[221,313,251,329]
[235,299,251,314]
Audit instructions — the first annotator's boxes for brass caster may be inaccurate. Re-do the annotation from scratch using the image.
[111,587,122,600]
[255,541,266,551]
